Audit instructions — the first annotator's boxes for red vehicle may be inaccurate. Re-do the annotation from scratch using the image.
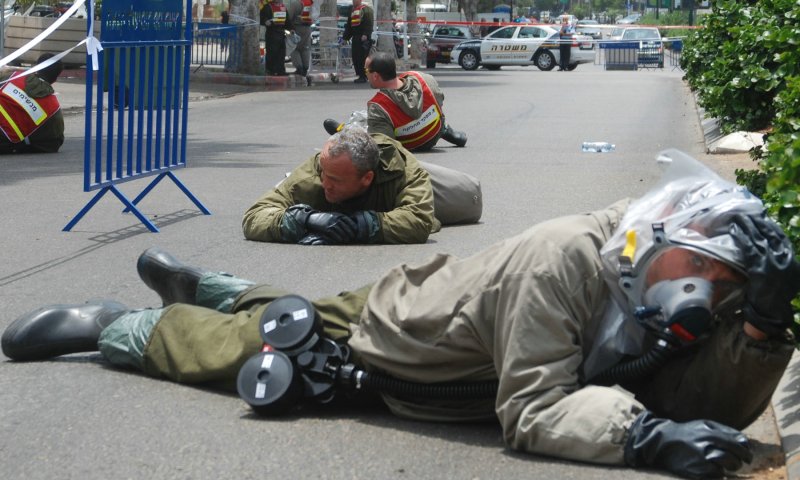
[425,24,477,68]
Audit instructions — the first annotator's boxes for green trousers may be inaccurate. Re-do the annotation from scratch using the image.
[101,279,371,391]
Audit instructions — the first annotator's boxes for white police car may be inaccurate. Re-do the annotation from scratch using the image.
[451,24,595,71]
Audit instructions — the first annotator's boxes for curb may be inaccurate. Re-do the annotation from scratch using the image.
[774,352,800,480]
[694,91,764,154]
[60,67,353,90]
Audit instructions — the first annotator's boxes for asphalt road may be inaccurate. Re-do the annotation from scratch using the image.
[0,62,779,479]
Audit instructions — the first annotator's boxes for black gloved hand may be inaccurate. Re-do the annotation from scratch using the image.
[348,210,379,243]
[281,204,317,242]
[298,233,330,245]
[730,212,800,336]
[306,212,358,244]
[625,411,752,479]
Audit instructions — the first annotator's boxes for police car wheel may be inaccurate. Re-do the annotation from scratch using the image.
[566,63,578,71]
[459,50,480,71]
[534,50,556,71]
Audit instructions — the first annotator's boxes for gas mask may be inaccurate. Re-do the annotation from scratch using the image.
[585,149,762,383]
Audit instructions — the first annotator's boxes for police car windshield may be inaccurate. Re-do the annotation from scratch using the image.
[488,26,516,39]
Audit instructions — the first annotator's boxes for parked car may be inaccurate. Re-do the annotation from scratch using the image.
[575,19,602,40]
[616,13,641,24]
[26,5,59,17]
[608,26,626,40]
[620,27,663,67]
[425,24,477,68]
[451,24,594,71]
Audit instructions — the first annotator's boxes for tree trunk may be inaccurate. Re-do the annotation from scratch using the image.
[406,2,424,64]
[374,0,395,56]
[228,0,262,75]
[318,0,339,71]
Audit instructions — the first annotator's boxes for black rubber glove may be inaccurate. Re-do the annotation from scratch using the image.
[625,411,752,479]
[348,210,379,243]
[280,204,317,242]
[730,213,800,336]
[306,212,358,244]
[297,233,330,245]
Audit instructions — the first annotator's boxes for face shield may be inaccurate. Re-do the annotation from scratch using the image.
[599,149,763,343]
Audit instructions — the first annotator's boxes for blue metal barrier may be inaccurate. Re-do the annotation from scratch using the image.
[64,0,210,232]
[193,22,240,68]
[599,41,638,71]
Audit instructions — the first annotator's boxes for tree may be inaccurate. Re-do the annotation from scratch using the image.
[228,0,262,74]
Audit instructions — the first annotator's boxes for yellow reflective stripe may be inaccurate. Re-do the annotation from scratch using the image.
[0,104,25,141]
[399,115,441,145]
[621,229,637,262]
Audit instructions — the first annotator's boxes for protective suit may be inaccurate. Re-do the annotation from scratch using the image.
[4,150,797,478]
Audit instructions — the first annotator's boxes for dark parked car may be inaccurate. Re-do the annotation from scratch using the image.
[425,24,477,68]
[621,27,663,68]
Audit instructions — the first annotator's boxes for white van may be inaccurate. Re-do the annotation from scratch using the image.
[418,3,448,13]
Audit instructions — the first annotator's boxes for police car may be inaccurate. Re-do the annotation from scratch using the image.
[451,24,595,71]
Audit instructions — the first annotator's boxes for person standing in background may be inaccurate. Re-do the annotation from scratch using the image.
[342,0,373,83]
[287,0,314,86]
[558,16,575,71]
[260,0,293,76]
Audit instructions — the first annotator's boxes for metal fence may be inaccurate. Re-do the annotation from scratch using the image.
[192,22,240,68]
[594,38,684,71]
[64,0,210,233]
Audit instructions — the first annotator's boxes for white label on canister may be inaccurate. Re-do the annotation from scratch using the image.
[261,354,275,369]
[293,308,308,321]
[263,319,277,333]
[255,382,267,399]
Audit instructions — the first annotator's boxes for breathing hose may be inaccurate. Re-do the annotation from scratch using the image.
[337,364,499,399]
[591,339,678,386]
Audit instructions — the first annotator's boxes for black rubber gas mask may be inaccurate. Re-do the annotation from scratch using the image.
[637,276,714,344]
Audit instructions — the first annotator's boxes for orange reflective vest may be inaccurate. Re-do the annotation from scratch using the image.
[270,3,287,25]
[0,72,61,144]
[350,4,365,27]
[300,0,313,25]
[368,72,443,150]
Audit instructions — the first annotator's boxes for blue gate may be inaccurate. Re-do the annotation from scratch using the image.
[64,0,210,232]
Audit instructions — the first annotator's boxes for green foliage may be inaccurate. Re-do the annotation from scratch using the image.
[685,0,800,329]
[682,0,800,134]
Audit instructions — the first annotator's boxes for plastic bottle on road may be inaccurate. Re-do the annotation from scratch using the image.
[581,142,616,153]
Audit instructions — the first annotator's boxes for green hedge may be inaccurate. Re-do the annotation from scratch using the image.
[682,0,800,324]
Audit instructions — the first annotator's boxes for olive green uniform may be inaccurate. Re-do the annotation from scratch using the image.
[105,200,792,466]
[242,134,441,244]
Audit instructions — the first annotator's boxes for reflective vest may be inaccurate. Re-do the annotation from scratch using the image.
[0,72,60,144]
[368,72,443,150]
[350,4,365,27]
[300,0,313,25]
[270,3,287,25]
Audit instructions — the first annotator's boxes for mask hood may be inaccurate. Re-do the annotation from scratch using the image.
[600,149,764,317]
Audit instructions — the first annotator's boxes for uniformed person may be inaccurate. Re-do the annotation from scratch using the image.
[323,52,467,150]
[342,0,373,83]
[242,126,440,245]
[4,151,799,480]
[260,0,293,76]
[0,53,64,154]
[287,0,314,85]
